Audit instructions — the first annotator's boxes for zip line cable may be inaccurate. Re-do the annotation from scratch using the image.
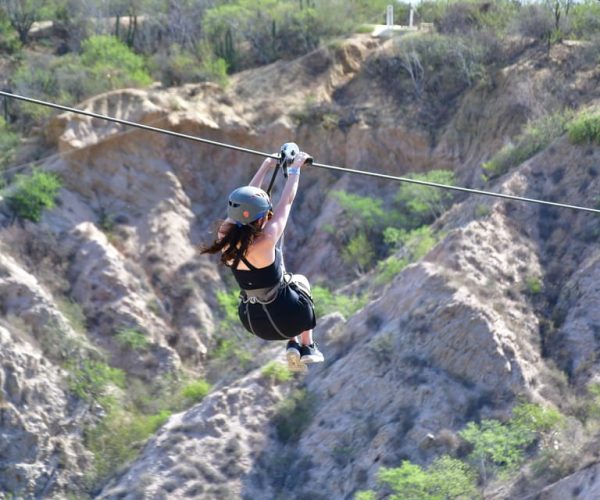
[2,90,600,215]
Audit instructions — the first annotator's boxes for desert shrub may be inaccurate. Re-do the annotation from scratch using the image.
[179,379,211,404]
[291,97,340,129]
[375,256,408,286]
[0,11,21,53]
[273,389,316,443]
[261,361,293,383]
[460,402,564,481]
[204,0,323,71]
[57,298,87,334]
[7,169,62,222]
[332,190,387,231]
[80,35,152,88]
[151,43,228,87]
[312,285,367,319]
[115,327,150,351]
[211,336,251,367]
[368,32,489,131]
[68,359,126,405]
[434,1,519,36]
[375,226,439,285]
[342,231,376,273]
[85,407,171,485]
[13,35,151,125]
[216,288,241,330]
[0,117,19,171]
[331,190,394,274]
[384,225,438,261]
[331,171,451,277]
[394,170,456,226]
[510,4,554,42]
[569,1,600,40]
[525,277,543,295]
[358,455,479,500]
[567,108,600,145]
[483,111,571,179]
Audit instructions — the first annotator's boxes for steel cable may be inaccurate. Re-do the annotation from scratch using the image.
[2,90,599,215]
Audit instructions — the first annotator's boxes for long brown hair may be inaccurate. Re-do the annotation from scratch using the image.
[201,221,262,267]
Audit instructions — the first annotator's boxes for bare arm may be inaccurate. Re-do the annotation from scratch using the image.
[249,156,278,189]
[264,152,310,243]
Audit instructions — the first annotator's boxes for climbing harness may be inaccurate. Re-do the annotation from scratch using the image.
[1,90,599,215]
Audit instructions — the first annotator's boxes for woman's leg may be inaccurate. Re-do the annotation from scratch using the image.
[299,330,313,346]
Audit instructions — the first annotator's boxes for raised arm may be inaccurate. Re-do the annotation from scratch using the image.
[264,151,311,242]
[249,156,278,189]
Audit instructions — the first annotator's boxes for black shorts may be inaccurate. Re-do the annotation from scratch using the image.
[238,281,316,341]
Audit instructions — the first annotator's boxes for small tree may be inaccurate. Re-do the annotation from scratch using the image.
[359,456,479,499]
[0,117,19,170]
[7,170,62,222]
[394,170,456,226]
[546,0,573,33]
[0,0,44,44]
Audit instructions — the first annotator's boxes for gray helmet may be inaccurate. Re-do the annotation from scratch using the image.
[227,186,272,225]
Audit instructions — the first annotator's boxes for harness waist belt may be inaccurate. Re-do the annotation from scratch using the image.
[241,282,281,304]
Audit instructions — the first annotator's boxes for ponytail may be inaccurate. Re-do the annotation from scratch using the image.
[201,221,262,267]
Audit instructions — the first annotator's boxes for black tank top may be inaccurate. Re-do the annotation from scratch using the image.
[230,248,283,290]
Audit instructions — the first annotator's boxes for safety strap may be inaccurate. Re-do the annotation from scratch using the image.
[238,252,257,271]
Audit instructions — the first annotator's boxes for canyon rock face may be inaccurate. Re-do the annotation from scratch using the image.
[1,35,600,498]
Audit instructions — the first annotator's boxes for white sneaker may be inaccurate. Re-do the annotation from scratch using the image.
[299,343,325,364]
[286,341,307,373]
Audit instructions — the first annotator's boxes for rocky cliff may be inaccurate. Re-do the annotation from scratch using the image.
[1,34,600,498]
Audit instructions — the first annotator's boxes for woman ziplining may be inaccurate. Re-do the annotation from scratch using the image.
[201,144,324,373]
[1,91,599,215]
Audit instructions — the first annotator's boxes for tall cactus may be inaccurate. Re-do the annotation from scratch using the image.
[224,27,235,72]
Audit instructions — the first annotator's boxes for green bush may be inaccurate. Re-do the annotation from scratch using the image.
[394,170,456,226]
[216,289,241,329]
[312,285,367,319]
[68,359,126,405]
[203,0,378,71]
[7,170,62,222]
[512,4,555,42]
[273,389,315,443]
[57,298,87,334]
[483,111,571,179]
[85,407,171,485]
[80,35,152,89]
[358,455,479,500]
[342,231,376,273]
[180,379,211,404]
[569,1,600,40]
[525,277,543,295]
[261,361,293,383]
[151,43,228,87]
[13,36,151,125]
[460,402,564,480]
[383,225,438,262]
[115,328,150,351]
[0,117,20,171]
[332,190,387,230]
[369,33,489,130]
[0,13,21,53]
[375,256,408,286]
[212,336,252,366]
[567,108,600,145]
[434,1,519,37]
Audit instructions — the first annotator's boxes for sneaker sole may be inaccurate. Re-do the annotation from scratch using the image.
[286,350,307,373]
[301,354,325,364]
